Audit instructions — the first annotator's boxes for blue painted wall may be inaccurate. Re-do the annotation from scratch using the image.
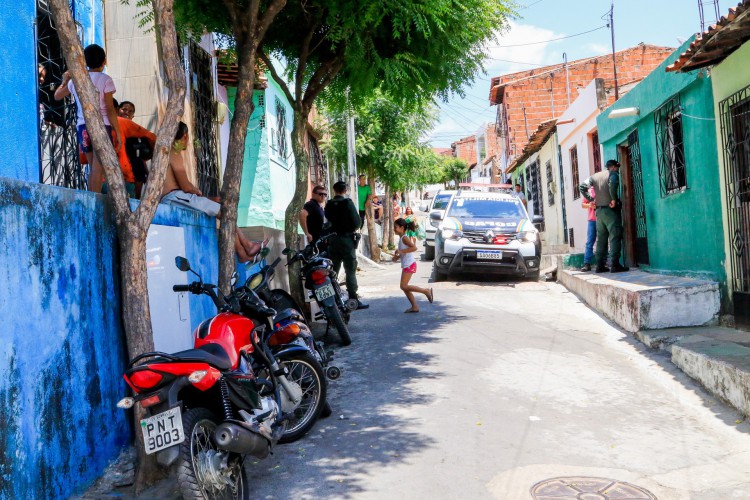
[0,0,39,182]
[0,177,220,499]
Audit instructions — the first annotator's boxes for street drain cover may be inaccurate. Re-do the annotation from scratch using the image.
[530,476,657,500]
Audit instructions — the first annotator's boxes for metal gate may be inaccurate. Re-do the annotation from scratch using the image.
[719,84,750,328]
[189,42,220,198]
[627,130,649,265]
[36,0,86,190]
[526,159,545,231]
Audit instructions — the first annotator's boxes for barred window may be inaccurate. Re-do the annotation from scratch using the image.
[655,96,687,196]
[274,98,288,160]
[570,145,580,200]
[546,160,555,206]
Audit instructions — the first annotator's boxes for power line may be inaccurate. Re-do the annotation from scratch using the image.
[521,0,546,9]
[488,24,608,48]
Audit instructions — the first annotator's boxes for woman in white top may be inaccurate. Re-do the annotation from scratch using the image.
[393,218,434,313]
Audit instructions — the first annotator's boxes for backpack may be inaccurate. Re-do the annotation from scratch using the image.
[125,137,153,182]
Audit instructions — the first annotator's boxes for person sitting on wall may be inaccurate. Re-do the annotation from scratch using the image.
[161,122,265,262]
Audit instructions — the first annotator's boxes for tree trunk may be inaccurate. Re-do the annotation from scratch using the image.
[366,168,380,261]
[284,109,310,310]
[49,0,186,491]
[381,186,391,252]
[218,42,256,294]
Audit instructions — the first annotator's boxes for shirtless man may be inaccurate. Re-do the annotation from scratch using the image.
[161,122,262,262]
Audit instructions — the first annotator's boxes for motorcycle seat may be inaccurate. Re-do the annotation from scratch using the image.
[171,343,233,371]
[273,308,305,324]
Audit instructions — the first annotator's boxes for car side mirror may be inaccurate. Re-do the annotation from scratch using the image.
[419,202,429,212]
[430,212,444,221]
[175,256,191,272]
[532,215,545,224]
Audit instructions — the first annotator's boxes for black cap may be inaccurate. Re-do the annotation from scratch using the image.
[606,159,620,168]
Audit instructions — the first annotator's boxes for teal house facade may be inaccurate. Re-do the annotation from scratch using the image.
[596,38,727,304]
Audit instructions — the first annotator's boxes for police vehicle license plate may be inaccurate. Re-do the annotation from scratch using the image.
[477,250,503,260]
[315,283,336,301]
[141,406,184,454]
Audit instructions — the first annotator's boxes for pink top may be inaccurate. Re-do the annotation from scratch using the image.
[587,187,596,221]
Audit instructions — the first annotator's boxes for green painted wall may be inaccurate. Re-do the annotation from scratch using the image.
[230,75,296,231]
[596,38,726,290]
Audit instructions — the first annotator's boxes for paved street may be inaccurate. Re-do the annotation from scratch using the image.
[242,261,750,499]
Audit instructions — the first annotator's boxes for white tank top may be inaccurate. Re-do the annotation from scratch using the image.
[398,236,416,268]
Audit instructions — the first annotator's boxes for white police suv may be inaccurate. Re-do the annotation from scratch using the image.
[432,191,543,281]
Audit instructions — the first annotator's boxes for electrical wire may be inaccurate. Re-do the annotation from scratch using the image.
[488,25,608,48]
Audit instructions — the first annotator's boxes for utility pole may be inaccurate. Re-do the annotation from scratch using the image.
[609,1,620,101]
[346,114,358,207]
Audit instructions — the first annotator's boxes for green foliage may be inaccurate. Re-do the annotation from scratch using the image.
[321,89,444,191]
[442,158,469,187]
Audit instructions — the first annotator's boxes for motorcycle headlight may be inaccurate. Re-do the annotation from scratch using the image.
[248,273,263,290]
[441,228,462,240]
[520,231,538,242]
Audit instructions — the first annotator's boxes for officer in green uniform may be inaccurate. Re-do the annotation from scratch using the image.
[579,159,630,273]
[325,181,369,309]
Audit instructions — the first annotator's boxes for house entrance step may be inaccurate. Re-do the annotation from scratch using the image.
[559,269,719,333]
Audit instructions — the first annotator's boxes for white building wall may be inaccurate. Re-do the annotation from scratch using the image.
[557,79,606,253]
[538,134,565,248]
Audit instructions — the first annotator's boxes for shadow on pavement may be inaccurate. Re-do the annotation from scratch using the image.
[244,296,467,498]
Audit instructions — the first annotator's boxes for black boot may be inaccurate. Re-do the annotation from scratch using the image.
[595,265,610,273]
[353,297,369,310]
[610,263,630,273]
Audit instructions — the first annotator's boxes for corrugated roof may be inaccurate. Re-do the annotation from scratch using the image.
[506,120,556,174]
[667,0,750,72]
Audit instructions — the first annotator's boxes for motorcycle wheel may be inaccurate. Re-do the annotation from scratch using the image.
[277,352,328,443]
[177,408,249,500]
[324,304,352,346]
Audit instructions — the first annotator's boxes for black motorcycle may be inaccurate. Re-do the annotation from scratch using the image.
[284,234,357,346]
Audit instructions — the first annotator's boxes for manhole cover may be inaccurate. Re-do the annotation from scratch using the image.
[531,476,657,500]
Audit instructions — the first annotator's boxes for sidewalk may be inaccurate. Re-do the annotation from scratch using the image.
[555,259,750,418]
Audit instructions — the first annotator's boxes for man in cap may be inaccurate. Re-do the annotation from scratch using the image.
[579,159,629,273]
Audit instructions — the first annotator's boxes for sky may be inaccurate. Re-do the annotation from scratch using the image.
[428,0,734,147]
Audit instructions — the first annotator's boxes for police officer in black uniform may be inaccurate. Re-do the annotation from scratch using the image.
[325,181,369,310]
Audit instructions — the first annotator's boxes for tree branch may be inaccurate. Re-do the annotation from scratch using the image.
[258,49,296,106]
[295,22,317,100]
[256,0,287,41]
[302,55,344,109]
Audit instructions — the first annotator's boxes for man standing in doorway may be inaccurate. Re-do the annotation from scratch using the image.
[299,185,327,243]
[579,159,629,273]
[514,183,528,210]
[357,174,372,230]
[325,181,369,309]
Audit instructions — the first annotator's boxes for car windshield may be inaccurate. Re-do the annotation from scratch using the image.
[447,197,526,219]
[432,194,452,210]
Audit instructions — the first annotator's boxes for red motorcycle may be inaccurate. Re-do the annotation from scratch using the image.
[117,257,326,500]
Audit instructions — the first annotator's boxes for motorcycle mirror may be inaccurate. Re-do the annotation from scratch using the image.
[282,248,291,255]
[175,256,191,272]
[260,247,270,258]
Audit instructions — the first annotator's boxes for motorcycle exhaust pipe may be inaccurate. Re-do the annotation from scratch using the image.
[214,423,270,459]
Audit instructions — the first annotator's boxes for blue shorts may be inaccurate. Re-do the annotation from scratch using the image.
[76,124,113,153]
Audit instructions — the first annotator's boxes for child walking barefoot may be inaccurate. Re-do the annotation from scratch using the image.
[393,218,433,313]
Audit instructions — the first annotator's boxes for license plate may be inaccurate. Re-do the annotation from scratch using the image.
[477,250,503,260]
[315,283,336,301]
[140,406,184,454]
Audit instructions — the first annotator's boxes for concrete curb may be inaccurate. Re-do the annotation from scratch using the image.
[356,251,386,270]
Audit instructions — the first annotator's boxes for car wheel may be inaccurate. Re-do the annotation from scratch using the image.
[424,245,435,261]
[525,270,541,281]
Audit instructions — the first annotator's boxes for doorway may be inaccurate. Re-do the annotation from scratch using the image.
[719,85,750,329]
[618,130,649,267]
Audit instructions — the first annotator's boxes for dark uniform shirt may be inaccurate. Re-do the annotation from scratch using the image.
[303,199,325,242]
[325,195,360,235]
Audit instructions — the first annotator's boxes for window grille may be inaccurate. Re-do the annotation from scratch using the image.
[568,228,575,248]
[258,94,264,107]
[36,0,86,190]
[545,160,555,206]
[719,84,750,295]
[526,159,545,231]
[274,98,288,161]
[591,131,602,173]
[259,116,265,129]
[655,95,687,196]
[570,145,580,200]
[308,135,325,187]
[189,41,220,198]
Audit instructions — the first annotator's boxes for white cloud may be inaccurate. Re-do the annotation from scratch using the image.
[584,43,610,56]
[482,21,566,76]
